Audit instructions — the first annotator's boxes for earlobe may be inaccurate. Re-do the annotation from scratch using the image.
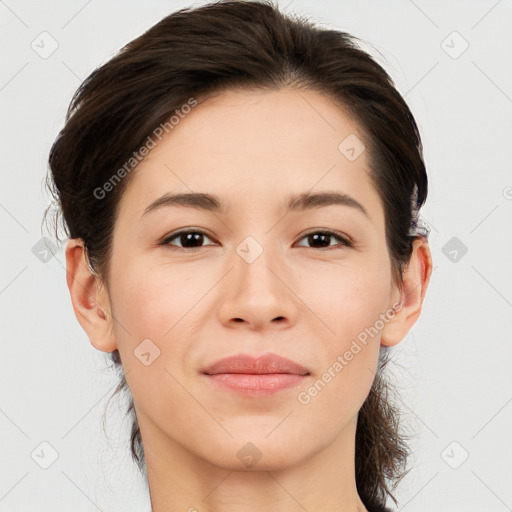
[381,237,433,347]
[65,238,118,353]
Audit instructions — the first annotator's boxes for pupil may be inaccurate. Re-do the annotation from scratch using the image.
[183,232,203,247]
[311,233,329,248]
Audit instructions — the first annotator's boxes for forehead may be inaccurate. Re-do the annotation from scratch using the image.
[165,87,363,163]
[117,87,382,223]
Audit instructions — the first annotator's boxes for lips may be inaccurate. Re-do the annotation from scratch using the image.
[201,353,310,376]
[201,354,310,395]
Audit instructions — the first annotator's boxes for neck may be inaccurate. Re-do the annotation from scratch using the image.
[141,415,369,512]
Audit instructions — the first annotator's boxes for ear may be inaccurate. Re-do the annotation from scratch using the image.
[64,238,118,353]
[381,236,433,347]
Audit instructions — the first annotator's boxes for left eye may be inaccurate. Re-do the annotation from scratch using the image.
[295,230,353,250]
[160,228,353,251]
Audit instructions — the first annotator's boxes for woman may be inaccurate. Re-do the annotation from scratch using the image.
[45,1,433,510]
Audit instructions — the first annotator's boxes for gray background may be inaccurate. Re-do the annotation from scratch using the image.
[1,0,511,511]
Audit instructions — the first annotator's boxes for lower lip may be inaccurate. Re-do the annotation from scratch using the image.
[204,373,308,395]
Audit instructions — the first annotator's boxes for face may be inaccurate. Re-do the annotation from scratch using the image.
[103,88,401,471]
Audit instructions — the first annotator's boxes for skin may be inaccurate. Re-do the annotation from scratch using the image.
[65,88,432,512]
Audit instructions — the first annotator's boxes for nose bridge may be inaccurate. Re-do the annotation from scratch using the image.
[217,230,297,328]
[233,232,282,296]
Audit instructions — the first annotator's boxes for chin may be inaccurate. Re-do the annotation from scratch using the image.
[195,433,314,472]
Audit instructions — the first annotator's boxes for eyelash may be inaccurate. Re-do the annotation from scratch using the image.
[159,228,354,252]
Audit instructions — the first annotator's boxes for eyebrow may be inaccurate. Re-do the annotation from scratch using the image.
[141,191,371,221]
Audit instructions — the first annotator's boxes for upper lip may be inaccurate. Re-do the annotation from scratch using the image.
[202,353,310,376]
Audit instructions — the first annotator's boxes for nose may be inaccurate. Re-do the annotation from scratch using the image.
[216,240,298,331]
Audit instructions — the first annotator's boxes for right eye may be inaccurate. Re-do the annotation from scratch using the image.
[159,229,217,251]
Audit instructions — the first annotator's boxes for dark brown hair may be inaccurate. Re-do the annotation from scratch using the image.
[44,1,429,509]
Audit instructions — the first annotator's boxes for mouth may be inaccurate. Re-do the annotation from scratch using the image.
[201,353,310,396]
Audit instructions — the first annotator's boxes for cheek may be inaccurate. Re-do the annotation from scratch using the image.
[110,256,204,342]
[297,257,392,399]
[107,259,201,413]
[300,257,393,345]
